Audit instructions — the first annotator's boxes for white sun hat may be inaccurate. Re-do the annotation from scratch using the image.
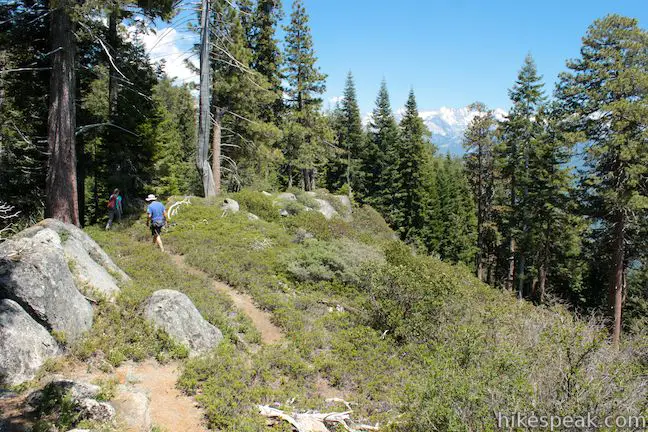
[145,194,157,202]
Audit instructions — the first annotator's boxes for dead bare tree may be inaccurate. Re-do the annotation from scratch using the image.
[196,0,217,197]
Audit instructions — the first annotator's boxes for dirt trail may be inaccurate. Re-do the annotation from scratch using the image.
[68,359,207,432]
[119,360,207,432]
[0,360,207,432]
[169,253,283,344]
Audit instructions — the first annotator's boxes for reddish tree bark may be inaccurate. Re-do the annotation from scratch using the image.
[45,1,79,226]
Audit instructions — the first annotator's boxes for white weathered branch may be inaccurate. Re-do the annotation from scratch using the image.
[258,405,379,432]
[168,197,191,220]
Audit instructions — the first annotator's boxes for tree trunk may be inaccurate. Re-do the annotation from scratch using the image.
[196,0,216,197]
[303,168,314,191]
[506,239,516,291]
[517,254,525,299]
[211,111,223,194]
[46,1,79,226]
[610,214,625,349]
[538,263,547,303]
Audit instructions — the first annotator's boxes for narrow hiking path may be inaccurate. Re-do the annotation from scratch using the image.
[69,359,207,432]
[169,253,284,344]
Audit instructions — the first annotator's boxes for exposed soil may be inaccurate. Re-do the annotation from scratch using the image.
[169,252,284,344]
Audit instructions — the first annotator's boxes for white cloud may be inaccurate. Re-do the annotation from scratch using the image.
[129,25,198,85]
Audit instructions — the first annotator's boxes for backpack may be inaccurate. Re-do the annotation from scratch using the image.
[107,195,116,209]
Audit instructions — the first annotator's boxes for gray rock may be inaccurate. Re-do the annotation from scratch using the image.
[143,290,223,355]
[313,199,338,220]
[247,212,260,221]
[112,386,151,432]
[0,235,93,341]
[78,398,115,422]
[279,209,290,217]
[48,379,101,401]
[221,198,240,214]
[0,299,59,387]
[64,237,120,299]
[276,192,297,201]
[16,219,130,284]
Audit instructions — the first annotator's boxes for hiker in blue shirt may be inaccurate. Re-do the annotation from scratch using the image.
[145,194,167,252]
[105,188,122,230]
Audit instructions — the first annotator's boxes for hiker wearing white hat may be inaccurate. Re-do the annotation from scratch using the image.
[145,194,167,252]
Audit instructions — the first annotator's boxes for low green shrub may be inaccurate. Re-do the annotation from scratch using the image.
[281,238,383,286]
[234,190,280,222]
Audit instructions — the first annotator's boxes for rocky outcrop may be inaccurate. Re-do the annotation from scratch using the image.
[221,198,240,214]
[144,290,223,356]
[112,386,151,432]
[63,237,120,299]
[16,218,130,284]
[314,199,338,220]
[0,219,131,386]
[0,232,93,341]
[0,299,59,387]
[77,398,115,422]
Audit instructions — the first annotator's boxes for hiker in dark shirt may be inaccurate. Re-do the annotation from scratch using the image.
[145,194,167,252]
[105,189,122,230]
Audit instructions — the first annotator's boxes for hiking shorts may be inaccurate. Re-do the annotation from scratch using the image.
[150,220,165,236]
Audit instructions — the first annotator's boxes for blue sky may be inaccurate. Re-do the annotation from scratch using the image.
[146,0,647,114]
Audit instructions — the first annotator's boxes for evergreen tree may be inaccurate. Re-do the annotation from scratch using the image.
[211,5,281,191]
[524,106,584,302]
[327,72,364,194]
[435,155,477,264]
[497,54,546,295]
[463,103,499,282]
[147,76,200,197]
[282,0,327,190]
[557,15,648,346]
[250,0,283,123]
[362,80,398,205]
[386,90,429,241]
[0,1,50,225]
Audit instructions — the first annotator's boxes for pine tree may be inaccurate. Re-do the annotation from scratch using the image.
[250,0,283,123]
[497,54,546,296]
[327,71,364,194]
[435,155,477,264]
[0,1,50,224]
[524,106,584,302]
[147,76,199,197]
[557,15,648,347]
[463,103,499,282]
[282,0,327,190]
[362,80,398,206]
[211,5,281,191]
[386,90,429,241]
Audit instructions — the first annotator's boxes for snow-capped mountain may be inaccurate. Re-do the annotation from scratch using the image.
[418,106,507,155]
[363,105,507,155]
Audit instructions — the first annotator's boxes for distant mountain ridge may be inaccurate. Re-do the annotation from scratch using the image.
[418,106,507,155]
